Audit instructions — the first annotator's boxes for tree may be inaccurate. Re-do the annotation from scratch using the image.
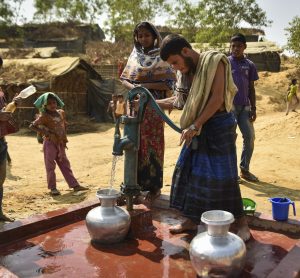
[167,0,204,42]
[33,0,104,23]
[29,0,171,42]
[0,0,13,24]
[286,16,300,58]
[169,0,271,44]
[104,0,170,42]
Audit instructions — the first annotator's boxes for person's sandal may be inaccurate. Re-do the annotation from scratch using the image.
[50,189,61,196]
[241,171,259,182]
[73,185,89,192]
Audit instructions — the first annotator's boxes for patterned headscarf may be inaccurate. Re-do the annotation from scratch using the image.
[120,22,176,86]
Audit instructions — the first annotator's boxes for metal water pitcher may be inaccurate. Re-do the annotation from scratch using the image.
[86,189,131,244]
[189,210,246,277]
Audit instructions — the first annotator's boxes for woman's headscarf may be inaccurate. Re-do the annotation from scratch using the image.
[120,21,176,86]
[34,92,64,113]
[133,21,161,53]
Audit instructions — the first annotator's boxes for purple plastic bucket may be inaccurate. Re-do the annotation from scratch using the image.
[269,197,296,221]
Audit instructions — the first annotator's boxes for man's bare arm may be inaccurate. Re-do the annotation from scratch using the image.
[193,61,225,129]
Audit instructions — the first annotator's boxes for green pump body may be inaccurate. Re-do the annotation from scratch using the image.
[112,87,182,210]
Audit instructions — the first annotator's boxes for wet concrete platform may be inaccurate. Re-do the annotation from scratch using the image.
[0,204,299,278]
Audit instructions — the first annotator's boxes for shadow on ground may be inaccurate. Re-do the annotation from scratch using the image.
[241,180,300,201]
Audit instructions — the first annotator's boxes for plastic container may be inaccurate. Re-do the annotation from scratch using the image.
[242,198,256,215]
[5,101,16,112]
[269,197,296,221]
[18,85,36,99]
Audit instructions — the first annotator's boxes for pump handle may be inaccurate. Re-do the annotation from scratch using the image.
[128,87,182,134]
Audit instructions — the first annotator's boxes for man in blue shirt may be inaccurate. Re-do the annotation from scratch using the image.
[229,33,259,182]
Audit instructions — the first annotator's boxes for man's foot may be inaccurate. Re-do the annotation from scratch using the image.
[169,218,198,234]
[237,225,251,242]
[50,188,61,196]
[73,185,89,192]
[240,170,259,182]
[0,213,14,222]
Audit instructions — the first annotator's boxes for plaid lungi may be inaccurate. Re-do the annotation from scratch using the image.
[170,111,244,221]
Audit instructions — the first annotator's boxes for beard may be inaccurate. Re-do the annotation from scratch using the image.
[183,56,197,75]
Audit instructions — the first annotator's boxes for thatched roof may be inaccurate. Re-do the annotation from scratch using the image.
[0,47,58,59]
[0,57,100,85]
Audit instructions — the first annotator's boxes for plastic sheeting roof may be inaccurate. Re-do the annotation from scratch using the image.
[192,41,282,54]
[3,57,81,77]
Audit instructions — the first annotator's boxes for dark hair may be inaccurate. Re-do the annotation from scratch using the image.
[292,78,297,84]
[160,34,192,61]
[133,22,159,49]
[47,94,57,103]
[230,33,247,44]
[0,57,3,68]
[134,22,157,39]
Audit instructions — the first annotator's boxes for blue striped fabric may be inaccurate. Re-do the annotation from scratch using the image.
[170,111,244,221]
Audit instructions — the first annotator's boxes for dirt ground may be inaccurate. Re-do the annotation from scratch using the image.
[1,60,300,223]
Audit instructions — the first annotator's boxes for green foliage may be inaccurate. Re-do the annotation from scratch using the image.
[33,0,104,23]
[286,16,300,58]
[0,0,13,24]
[104,0,170,42]
[168,0,204,42]
[170,0,271,44]
[33,0,170,41]
[0,0,26,40]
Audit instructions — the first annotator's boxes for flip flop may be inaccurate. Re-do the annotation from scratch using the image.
[241,171,259,182]
[73,185,89,192]
[50,189,61,196]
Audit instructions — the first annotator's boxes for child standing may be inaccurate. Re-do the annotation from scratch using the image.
[286,79,299,115]
[30,93,88,196]
[107,94,118,122]
[115,94,126,120]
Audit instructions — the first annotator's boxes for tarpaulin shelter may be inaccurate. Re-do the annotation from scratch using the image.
[0,57,126,125]
[192,41,282,72]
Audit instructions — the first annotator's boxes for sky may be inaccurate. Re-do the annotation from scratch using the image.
[20,0,300,48]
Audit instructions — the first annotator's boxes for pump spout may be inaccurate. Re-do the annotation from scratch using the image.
[112,136,135,156]
[112,118,135,156]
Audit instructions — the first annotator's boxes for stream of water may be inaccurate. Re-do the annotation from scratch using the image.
[109,155,121,194]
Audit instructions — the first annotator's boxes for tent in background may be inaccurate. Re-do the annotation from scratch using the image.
[192,41,282,72]
[0,57,126,125]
